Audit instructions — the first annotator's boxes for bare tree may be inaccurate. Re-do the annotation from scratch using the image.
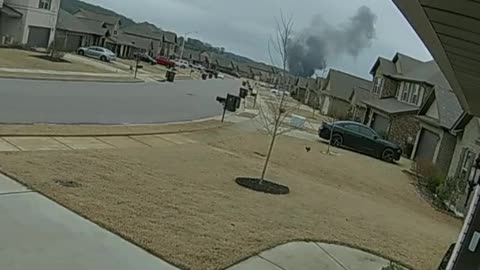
[255,12,296,182]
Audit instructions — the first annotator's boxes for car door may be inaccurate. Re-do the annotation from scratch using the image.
[358,126,379,155]
[340,123,363,149]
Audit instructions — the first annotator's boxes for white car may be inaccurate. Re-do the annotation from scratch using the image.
[173,59,189,68]
[217,73,225,79]
[77,46,116,62]
[270,89,290,96]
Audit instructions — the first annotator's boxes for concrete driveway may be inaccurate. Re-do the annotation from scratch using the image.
[0,78,241,124]
[0,174,179,270]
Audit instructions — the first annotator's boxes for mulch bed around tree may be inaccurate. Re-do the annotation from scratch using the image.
[235,177,290,195]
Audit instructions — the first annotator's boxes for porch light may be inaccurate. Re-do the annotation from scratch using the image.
[465,157,480,207]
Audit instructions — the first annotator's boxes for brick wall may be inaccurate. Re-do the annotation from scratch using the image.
[380,77,398,98]
[389,114,419,154]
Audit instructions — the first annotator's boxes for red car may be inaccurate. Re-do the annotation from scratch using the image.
[156,57,175,68]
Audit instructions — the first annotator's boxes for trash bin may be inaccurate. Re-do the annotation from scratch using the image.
[239,87,248,99]
[202,73,208,80]
[166,70,176,82]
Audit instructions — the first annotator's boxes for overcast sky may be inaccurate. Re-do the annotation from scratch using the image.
[84,0,432,79]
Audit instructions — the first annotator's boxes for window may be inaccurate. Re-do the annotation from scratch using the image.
[401,82,410,102]
[372,77,383,94]
[410,84,420,105]
[343,124,360,133]
[114,30,118,35]
[458,149,476,181]
[38,0,51,10]
[359,126,376,138]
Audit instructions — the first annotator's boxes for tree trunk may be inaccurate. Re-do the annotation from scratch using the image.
[260,91,286,183]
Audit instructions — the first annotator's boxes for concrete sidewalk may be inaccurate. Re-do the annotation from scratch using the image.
[228,241,403,270]
[0,174,179,270]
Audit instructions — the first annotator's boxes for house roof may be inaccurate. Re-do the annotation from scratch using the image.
[363,98,419,114]
[77,17,113,35]
[393,53,426,75]
[73,9,120,25]
[325,69,372,101]
[236,63,251,73]
[162,31,177,43]
[0,4,23,18]
[350,86,372,108]
[418,86,464,130]
[370,57,396,75]
[181,49,201,60]
[121,22,163,40]
[110,32,152,49]
[57,9,107,36]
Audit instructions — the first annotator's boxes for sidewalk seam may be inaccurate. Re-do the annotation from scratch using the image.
[94,137,119,149]
[0,137,22,151]
[127,136,154,148]
[257,255,288,270]
[0,190,33,197]
[314,242,349,270]
[51,137,75,150]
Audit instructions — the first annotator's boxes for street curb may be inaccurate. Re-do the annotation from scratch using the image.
[0,122,231,138]
[0,74,144,84]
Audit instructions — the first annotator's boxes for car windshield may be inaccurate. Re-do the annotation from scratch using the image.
[2,1,477,270]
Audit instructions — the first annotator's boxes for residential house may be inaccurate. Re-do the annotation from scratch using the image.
[161,30,177,58]
[293,77,309,102]
[119,22,163,57]
[411,86,464,176]
[304,77,324,108]
[320,69,372,119]
[448,115,480,213]
[249,62,274,83]
[348,86,371,123]
[72,9,121,47]
[363,53,450,153]
[55,9,108,51]
[211,55,236,75]
[0,0,61,48]
[235,63,252,79]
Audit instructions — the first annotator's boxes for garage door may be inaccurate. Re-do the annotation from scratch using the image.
[64,34,82,52]
[27,26,50,48]
[415,129,440,162]
[371,113,390,137]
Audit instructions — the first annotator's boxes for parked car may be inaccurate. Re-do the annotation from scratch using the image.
[318,121,402,162]
[173,59,189,68]
[217,73,225,79]
[190,63,205,70]
[134,53,156,65]
[77,46,116,62]
[270,89,290,96]
[156,57,175,68]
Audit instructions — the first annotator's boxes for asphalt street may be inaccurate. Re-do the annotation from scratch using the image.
[0,78,241,124]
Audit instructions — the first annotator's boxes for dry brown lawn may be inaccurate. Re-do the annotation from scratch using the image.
[0,127,461,270]
[0,48,111,73]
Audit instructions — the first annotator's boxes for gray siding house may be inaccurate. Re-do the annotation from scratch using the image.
[363,53,450,154]
[320,69,372,119]
[448,116,480,213]
[0,0,61,48]
[411,86,464,176]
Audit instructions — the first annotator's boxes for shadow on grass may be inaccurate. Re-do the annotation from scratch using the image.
[31,55,71,63]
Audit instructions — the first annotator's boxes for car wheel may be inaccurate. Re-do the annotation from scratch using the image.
[382,148,395,163]
[100,56,107,62]
[331,134,343,147]
[78,50,85,56]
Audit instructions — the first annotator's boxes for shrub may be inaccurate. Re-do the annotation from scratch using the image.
[382,262,405,270]
[436,176,467,209]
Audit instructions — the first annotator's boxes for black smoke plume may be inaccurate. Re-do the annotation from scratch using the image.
[288,6,377,77]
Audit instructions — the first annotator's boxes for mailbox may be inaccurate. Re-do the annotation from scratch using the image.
[226,94,239,112]
[239,88,248,99]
